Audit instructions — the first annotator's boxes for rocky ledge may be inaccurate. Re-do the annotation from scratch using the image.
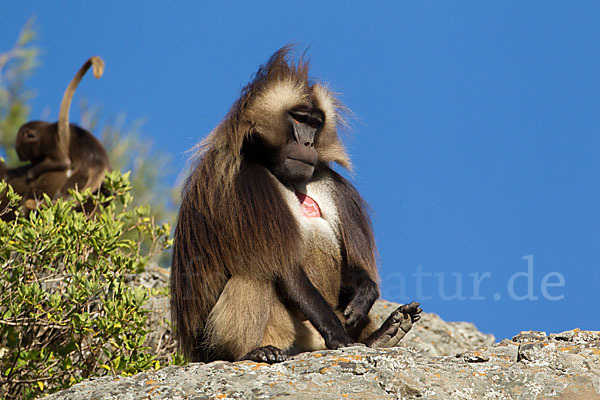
[47,299,600,400]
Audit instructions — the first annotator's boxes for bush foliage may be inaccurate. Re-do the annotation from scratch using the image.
[0,20,178,236]
[0,171,173,399]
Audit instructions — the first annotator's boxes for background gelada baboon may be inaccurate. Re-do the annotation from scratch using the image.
[1,56,110,209]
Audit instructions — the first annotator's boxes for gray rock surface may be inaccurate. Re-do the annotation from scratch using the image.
[47,328,600,400]
[48,268,597,399]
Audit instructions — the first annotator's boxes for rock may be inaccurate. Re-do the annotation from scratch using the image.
[511,330,548,343]
[47,327,600,400]
[49,269,596,399]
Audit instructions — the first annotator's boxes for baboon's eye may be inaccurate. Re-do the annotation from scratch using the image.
[289,108,324,129]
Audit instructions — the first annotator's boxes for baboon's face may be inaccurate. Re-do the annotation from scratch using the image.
[16,121,52,161]
[268,106,324,185]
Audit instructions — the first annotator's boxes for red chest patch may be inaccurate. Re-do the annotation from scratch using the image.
[295,192,321,218]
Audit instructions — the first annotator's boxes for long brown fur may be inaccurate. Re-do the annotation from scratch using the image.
[172,46,378,362]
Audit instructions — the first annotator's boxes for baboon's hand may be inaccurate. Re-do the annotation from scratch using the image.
[343,295,372,327]
[324,331,355,350]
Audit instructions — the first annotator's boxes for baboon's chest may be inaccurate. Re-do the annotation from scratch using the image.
[293,188,343,307]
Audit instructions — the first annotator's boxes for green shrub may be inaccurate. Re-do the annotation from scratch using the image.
[0,171,173,399]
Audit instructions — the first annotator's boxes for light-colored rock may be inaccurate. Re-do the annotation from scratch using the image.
[48,269,595,399]
[47,327,600,400]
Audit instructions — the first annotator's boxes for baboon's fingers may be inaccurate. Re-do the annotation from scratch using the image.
[240,345,287,364]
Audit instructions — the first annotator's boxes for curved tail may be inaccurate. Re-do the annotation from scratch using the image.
[57,56,105,156]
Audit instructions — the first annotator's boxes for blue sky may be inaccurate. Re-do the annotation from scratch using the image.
[1,2,598,341]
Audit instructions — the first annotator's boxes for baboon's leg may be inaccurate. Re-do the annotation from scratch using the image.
[206,276,273,361]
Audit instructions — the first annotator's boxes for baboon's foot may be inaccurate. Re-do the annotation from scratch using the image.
[364,302,422,348]
[240,345,287,364]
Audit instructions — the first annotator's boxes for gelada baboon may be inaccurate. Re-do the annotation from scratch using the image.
[171,46,421,364]
[9,56,110,200]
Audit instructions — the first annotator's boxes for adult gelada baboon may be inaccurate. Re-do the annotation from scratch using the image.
[171,46,421,364]
[10,56,110,199]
